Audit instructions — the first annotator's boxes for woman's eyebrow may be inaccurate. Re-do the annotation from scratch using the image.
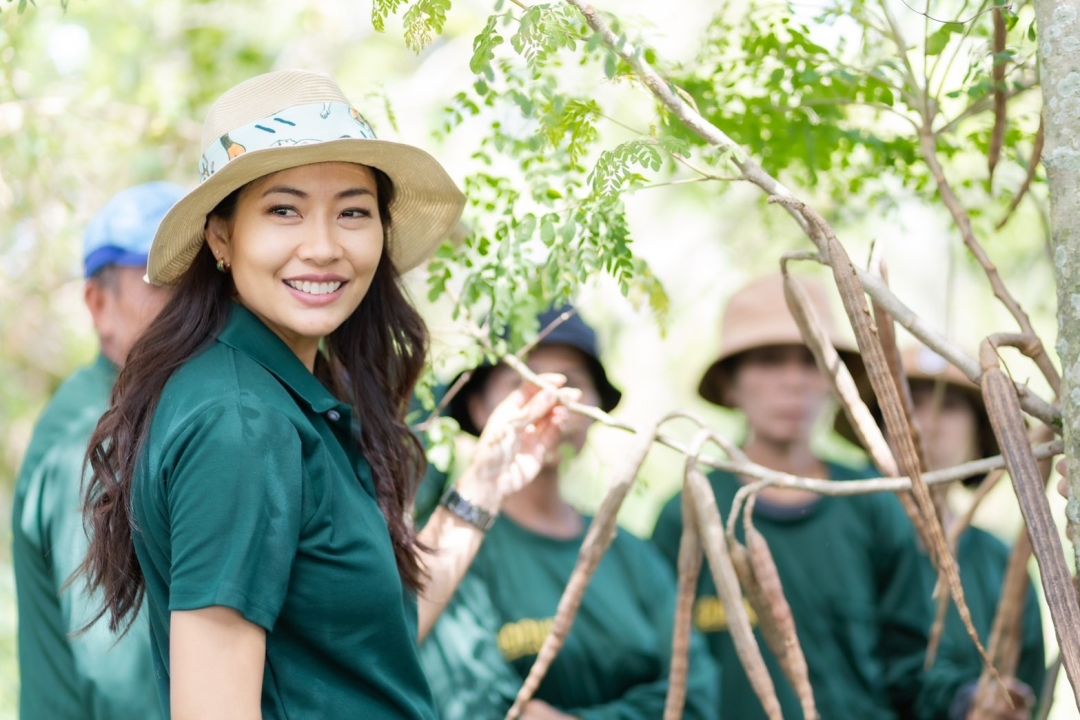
[259,186,374,199]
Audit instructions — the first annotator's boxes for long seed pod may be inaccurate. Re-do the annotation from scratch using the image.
[742,496,819,720]
[776,197,1000,685]
[970,530,1034,715]
[979,342,1080,713]
[927,469,1007,665]
[506,422,658,720]
[685,463,783,719]
[988,6,1007,182]
[664,490,705,720]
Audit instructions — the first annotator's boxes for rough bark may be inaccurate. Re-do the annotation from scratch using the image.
[1035,0,1080,610]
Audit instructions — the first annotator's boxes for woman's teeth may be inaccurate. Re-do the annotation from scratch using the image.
[285,280,343,296]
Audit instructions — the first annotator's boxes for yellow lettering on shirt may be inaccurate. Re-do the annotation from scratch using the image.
[693,596,758,633]
[498,618,556,662]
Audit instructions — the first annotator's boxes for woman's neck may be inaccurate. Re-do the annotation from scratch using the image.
[741,435,828,507]
[742,436,823,476]
[501,466,583,539]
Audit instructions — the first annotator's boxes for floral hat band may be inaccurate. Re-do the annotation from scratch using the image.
[199,101,377,182]
[147,70,465,286]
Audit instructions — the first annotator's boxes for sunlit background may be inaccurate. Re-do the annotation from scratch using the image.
[0,0,1068,716]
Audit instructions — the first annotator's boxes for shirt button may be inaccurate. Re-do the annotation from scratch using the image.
[327,409,341,422]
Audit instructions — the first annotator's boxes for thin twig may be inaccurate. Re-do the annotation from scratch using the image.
[918,124,1062,395]
[996,117,1045,230]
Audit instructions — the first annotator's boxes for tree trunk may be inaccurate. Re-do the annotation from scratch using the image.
[1036,0,1080,683]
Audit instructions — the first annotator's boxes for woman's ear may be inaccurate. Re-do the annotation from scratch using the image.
[205,215,232,265]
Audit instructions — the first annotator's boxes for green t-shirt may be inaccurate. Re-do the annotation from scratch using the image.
[917,526,1046,719]
[421,514,719,719]
[12,354,160,720]
[131,304,436,720]
[652,462,933,720]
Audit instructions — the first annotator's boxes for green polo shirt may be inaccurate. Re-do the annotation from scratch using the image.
[12,354,160,720]
[131,303,436,720]
[917,526,1046,719]
[421,514,719,719]
[652,462,933,720]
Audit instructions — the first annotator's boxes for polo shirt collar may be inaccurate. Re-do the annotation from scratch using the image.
[217,303,348,415]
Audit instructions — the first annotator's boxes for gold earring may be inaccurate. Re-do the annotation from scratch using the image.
[216,258,230,273]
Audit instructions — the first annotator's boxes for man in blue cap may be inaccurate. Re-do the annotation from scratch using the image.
[12,182,185,720]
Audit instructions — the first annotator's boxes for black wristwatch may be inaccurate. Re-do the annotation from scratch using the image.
[439,486,497,532]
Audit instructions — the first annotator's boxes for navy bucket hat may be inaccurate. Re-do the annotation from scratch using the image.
[446,306,622,436]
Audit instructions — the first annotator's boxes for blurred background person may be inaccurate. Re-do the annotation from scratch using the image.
[652,274,933,720]
[421,306,718,720]
[12,182,184,719]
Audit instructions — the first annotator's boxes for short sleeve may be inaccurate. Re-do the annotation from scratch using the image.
[164,400,304,631]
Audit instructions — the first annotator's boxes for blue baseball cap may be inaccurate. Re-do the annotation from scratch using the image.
[83,182,187,279]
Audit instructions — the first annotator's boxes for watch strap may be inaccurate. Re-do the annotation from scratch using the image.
[439,486,497,532]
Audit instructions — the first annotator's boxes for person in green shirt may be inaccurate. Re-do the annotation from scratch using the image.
[421,306,719,720]
[12,182,184,720]
[838,345,1044,719]
[652,273,935,720]
[77,70,572,720]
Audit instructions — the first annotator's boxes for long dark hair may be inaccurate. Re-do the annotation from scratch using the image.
[81,168,429,633]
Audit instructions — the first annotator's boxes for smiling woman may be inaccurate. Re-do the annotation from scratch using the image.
[205,162,389,369]
[76,70,572,720]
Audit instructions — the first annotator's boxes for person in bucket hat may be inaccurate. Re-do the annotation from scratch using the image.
[420,306,718,719]
[652,273,935,720]
[79,70,572,720]
[13,182,184,720]
[839,346,1045,719]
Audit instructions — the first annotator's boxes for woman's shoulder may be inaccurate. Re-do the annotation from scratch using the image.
[152,341,303,444]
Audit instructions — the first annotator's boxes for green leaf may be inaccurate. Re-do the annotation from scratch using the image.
[470,15,505,76]
[403,0,452,53]
[371,0,407,32]
[925,22,963,56]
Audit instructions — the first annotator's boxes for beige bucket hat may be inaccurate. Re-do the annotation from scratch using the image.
[698,274,860,406]
[147,70,466,286]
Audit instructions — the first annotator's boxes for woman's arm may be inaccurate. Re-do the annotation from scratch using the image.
[417,377,572,641]
[171,607,266,720]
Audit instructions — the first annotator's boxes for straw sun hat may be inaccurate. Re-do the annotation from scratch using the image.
[698,274,860,407]
[147,70,466,285]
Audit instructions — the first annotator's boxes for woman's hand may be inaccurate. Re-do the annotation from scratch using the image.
[455,373,576,512]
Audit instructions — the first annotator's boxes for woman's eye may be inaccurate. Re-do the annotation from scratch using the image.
[341,208,372,219]
[269,206,299,217]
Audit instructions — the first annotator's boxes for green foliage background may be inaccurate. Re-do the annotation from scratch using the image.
[0,0,1070,715]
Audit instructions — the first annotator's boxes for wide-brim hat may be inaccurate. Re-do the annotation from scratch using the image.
[147,70,465,285]
[446,307,622,436]
[698,274,861,407]
[835,345,998,459]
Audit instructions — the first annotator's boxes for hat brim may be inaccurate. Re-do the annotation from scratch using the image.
[698,343,863,407]
[148,138,465,285]
[446,353,622,437]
